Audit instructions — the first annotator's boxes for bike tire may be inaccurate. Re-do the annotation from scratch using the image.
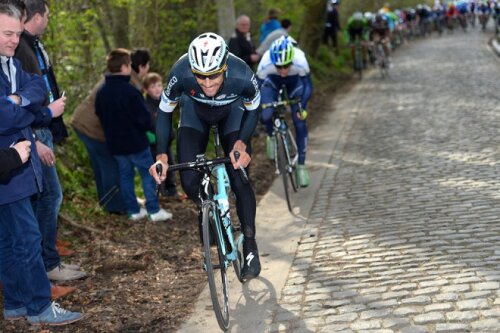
[285,129,299,193]
[202,203,230,330]
[277,134,294,212]
[355,46,363,79]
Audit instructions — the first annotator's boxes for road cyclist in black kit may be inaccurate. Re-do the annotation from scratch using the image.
[149,32,262,280]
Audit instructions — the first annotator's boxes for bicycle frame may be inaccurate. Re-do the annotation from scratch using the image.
[210,162,243,266]
[262,86,300,212]
[269,88,299,174]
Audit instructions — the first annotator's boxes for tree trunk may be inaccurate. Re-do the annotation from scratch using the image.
[215,0,236,41]
[299,0,326,57]
[111,4,130,48]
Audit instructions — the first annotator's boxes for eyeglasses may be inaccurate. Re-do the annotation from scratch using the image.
[275,63,292,70]
[192,65,226,80]
[193,71,224,80]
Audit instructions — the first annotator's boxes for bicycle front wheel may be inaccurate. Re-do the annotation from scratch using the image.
[202,203,230,330]
[277,134,295,212]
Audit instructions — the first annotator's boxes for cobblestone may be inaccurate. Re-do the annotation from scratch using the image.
[268,28,500,333]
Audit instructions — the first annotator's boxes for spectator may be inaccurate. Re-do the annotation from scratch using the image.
[95,48,172,222]
[228,15,260,70]
[0,140,31,181]
[142,72,185,199]
[130,48,151,89]
[323,0,341,52]
[256,18,293,56]
[259,8,281,43]
[71,48,151,215]
[0,3,83,325]
[71,80,127,214]
[14,0,87,283]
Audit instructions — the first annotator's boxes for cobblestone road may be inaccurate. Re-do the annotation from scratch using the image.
[268,31,500,332]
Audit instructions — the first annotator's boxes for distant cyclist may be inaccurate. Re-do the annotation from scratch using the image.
[370,13,391,64]
[256,35,313,187]
[149,32,262,280]
[345,12,370,69]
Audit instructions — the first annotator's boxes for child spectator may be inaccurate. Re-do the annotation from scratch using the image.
[142,72,185,200]
[95,49,172,222]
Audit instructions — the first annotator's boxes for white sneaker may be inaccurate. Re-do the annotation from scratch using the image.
[129,208,147,221]
[148,208,173,222]
[61,263,81,271]
[47,266,87,282]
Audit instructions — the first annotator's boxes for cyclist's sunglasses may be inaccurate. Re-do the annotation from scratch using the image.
[275,63,292,70]
[192,66,226,80]
[193,71,224,80]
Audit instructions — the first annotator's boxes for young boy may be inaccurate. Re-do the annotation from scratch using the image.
[95,49,172,221]
[143,73,186,200]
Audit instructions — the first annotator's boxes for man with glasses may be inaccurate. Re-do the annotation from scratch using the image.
[256,35,313,187]
[149,32,262,280]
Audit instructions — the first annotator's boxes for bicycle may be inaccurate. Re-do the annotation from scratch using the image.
[353,38,364,79]
[262,86,300,212]
[373,38,389,78]
[159,125,247,331]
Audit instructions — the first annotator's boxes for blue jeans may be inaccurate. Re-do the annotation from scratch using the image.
[75,130,126,213]
[0,198,51,316]
[114,148,160,215]
[31,128,62,271]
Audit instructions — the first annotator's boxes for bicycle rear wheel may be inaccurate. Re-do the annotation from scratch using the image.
[202,203,229,330]
[277,134,295,212]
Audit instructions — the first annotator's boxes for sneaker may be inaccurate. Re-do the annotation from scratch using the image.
[4,307,27,321]
[51,284,77,300]
[266,135,276,160]
[295,165,310,187]
[148,208,173,222]
[61,263,81,271]
[241,239,261,280]
[28,302,84,326]
[128,208,147,221]
[47,265,87,282]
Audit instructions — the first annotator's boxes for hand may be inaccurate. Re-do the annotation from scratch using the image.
[48,96,66,118]
[13,140,31,164]
[8,94,21,105]
[250,53,261,63]
[230,140,251,169]
[297,109,308,120]
[36,141,56,167]
[149,154,168,184]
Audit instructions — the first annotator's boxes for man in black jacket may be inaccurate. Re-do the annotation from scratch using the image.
[323,0,341,53]
[14,0,87,283]
[95,48,171,223]
[228,15,260,70]
[0,140,31,182]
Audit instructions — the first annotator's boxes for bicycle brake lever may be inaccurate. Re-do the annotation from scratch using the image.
[156,163,163,196]
[233,151,249,184]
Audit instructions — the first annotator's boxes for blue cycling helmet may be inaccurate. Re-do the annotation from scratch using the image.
[269,36,295,66]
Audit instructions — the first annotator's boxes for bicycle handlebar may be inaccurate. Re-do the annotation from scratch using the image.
[167,154,249,184]
[261,98,301,109]
[168,156,231,172]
